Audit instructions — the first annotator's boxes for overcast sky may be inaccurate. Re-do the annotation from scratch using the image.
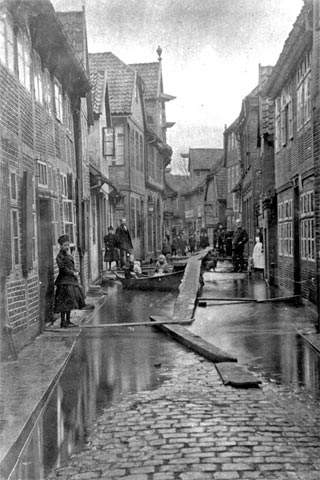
[52,0,303,173]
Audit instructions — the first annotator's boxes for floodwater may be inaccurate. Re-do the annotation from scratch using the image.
[9,272,320,479]
[194,270,320,400]
[9,282,181,480]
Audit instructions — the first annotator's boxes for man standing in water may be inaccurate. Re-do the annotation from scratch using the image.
[115,218,134,268]
[232,219,248,272]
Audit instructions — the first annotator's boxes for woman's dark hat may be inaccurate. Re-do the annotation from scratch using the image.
[108,226,114,231]
[58,234,70,245]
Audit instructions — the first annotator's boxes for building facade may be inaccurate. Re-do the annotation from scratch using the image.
[223,119,241,231]
[181,148,223,238]
[237,86,261,258]
[131,49,175,260]
[263,2,315,301]
[0,0,90,355]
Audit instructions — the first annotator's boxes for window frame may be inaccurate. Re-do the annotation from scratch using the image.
[17,29,31,91]
[54,78,63,122]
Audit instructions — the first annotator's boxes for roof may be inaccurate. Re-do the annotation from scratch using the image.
[263,4,312,98]
[165,173,191,194]
[259,65,274,135]
[89,52,136,115]
[57,10,86,69]
[130,62,159,100]
[189,148,224,171]
[90,70,106,115]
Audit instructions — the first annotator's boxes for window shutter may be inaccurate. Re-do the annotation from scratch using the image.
[22,171,34,276]
[0,163,12,275]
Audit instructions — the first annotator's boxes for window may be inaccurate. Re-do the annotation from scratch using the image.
[275,97,281,152]
[37,161,48,187]
[135,131,139,169]
[33,51,43,103]
[139,135,144,171]
[17,31,31,91]
[54,78,63,122]
[60,173,67,197]
[0,13,14,72]
[102,127,114,156]
[64,93,73,133]
[12,210,19,266]
[113,124,124,165]
[297,51,311,131]
[300,190,314,261]
[43,69,52,114]
[63,201,75,244]
[278,200,293,257]
[130,129,135,166]
[10,172,17,200]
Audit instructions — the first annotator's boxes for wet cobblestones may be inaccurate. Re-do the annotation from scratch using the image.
[48,349,320,480]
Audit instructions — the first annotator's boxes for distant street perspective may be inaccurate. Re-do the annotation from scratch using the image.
[0,0,320,479]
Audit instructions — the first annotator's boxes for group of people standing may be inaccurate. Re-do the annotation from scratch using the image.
[103,218,133,270]
[53,218,258,329]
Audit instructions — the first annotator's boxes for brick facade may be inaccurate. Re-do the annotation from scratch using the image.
[0,1,90,355]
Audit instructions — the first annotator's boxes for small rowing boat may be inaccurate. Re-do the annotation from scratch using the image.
[114,269,184,291]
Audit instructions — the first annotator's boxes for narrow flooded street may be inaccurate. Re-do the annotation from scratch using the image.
[9,274,320,479]
[194,271,320,400]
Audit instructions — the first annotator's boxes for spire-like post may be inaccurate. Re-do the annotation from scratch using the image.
[157,45,162,61]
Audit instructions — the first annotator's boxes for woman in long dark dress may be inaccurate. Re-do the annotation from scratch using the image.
[104,226,119,270]
[54,234,86,328]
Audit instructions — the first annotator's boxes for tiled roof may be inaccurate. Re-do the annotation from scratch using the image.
[189,148,224,170]
[130,62,159,100]
[90,69,106,115]
[259,66,274,135]
[165,173,191,194]
[89,52,135,115]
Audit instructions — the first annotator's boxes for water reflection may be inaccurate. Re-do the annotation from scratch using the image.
[195,276,320,400]
[9,285,178,480]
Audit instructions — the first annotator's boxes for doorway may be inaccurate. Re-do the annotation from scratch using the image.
[39,198,54,328]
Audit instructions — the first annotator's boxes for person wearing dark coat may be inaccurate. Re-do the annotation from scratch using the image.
[54,234,86,328]
[232,220,249,272]
[188,233,196,253]
[199,228,210,249]
[115,218,134,268]
[104,226,119,270]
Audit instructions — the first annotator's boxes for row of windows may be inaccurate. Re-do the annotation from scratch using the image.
[0,11,73,129]
[278,218,315,261]
[275,51,311,152]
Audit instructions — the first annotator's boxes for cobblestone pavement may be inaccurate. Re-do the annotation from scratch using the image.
[48,348,320,480]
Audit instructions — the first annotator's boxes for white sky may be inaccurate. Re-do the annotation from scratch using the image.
[52,0,303,173]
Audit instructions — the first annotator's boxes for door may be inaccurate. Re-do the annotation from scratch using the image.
[39,198,54,328]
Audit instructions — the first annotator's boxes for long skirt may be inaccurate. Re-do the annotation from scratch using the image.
[54,284,86,312]
[104,248,119,263]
